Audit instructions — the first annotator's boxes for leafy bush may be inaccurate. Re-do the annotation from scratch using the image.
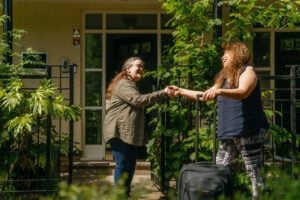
[0,13,81,198]
[41,182,126,200]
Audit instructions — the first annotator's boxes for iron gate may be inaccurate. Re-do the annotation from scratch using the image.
[0,64,76,198]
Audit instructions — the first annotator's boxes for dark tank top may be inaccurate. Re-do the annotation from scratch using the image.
[217,71,269,139]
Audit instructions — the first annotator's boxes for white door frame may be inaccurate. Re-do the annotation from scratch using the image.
[81,11,172,160]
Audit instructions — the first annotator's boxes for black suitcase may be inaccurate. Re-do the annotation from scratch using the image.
[178,96,233,200]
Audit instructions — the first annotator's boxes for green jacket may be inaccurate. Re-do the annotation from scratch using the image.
[103,78,166,146]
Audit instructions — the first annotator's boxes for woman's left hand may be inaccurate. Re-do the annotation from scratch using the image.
[202,88,220,101]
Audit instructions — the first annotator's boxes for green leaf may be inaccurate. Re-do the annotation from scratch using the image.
[6,113,33,135]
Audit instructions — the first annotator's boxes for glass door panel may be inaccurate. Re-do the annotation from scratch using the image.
[85,110,102,144]
[83,33,104,160]
[85,71,102,107]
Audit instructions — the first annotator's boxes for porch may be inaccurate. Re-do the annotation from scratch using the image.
[61,158,164,200]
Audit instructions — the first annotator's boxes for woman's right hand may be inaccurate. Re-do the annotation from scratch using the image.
[165,85,179,97]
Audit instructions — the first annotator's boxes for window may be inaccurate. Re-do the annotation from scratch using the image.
[85,34,102,69]
[106,14,157,29]
[280,38,293,51]
[253,32,270,67]
[161,14,173,29]
[85,14,102,30]
[85,33,102,145]
[22,52,47,70]
[85,110,102,144]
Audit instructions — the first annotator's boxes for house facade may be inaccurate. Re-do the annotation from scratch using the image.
[12,0,300,160]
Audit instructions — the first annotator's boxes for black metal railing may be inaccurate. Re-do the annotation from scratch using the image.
[0,64,76,198]
[155,65,300,193]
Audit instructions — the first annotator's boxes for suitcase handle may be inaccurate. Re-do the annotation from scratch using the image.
[195,94,217,164]
[195,94,201,163]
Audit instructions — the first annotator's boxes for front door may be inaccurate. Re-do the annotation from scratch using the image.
[275,32,300,134]
[106,34,157,159]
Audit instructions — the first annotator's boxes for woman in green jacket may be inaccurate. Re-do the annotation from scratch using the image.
[104,56,171,197]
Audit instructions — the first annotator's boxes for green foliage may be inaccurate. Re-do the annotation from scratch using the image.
[41,182,126,200]
[222,0,300,41]
[145,0,300,191]
[262,91,300,160]
[232,167,300,200]
[42,175,167,200]
[262,167,299,199]
[0,14,81,197]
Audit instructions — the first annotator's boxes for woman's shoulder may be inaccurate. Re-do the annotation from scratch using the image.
[240,65,257,82]
[244,64,254,70]
[115,78,137,93]
[118,78,134,85]
[243,65,256,74]
[115,78,131,88]
[122,78,137,88]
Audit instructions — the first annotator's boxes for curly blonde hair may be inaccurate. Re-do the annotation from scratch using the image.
[106,57,144,100]
[214,42,252,88]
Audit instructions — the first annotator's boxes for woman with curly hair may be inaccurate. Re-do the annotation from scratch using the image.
[173,43,269,199]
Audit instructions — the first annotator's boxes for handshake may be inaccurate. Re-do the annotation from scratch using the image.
[164,85,180,97]
[163,85,220,101]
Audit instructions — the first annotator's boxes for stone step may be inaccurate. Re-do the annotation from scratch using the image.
[74,160,150,172]
[61,160,151,183]
[60,159,164,199]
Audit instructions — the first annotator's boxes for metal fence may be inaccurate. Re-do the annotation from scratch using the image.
[0,64,76,198]
[156,65,300,193]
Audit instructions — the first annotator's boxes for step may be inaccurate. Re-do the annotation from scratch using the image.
[60,160,164,199]
[61,160,151,183]
[73,160,150,173]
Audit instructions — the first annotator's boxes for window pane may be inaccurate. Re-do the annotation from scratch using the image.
[161,14,173,29]
[141,42,151,53]
[85,34,102,69]
[161,34,173,52]
[22,52,47,70]
[253,32,270,67]
[85,110,102,144]
[295,38,300,50]
[280,38,293,51]
[85,71,102,106]
[107,14,157,29]
[85,14,102,29]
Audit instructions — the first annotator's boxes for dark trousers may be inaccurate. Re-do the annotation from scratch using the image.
[109,137,137,196]
[216,129,267,198]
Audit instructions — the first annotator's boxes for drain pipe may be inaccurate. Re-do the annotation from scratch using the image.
[3,0,13,64]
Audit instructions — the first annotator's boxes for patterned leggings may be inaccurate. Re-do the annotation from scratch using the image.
[216,129,267,198]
